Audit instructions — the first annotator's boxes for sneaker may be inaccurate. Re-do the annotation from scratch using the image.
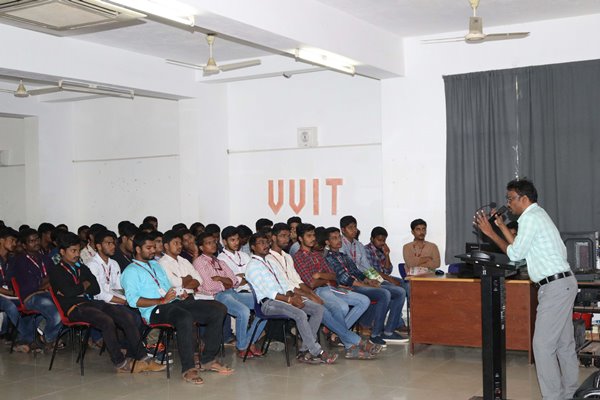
[369,336,387,346]
[327,333,344,348]
[146,343,174,364]
[382,332,409,343]
[298,350,338,365]
[345,345,375,360]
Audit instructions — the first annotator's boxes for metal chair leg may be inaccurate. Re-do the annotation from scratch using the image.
[283,321,290,367]
[79,328,91,376]
[164,330,171,379]
[49,326,66,371]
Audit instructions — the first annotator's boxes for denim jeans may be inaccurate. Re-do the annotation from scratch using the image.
[315,286,370,328]
[261,298,324,356]
[215,289,266,351]
[352,286,390,337]
[0,296,34,341]
[380,281,407,332]
[314,286,369,349]
[23,292,61,343]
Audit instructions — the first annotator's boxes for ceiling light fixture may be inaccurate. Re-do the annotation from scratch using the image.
[106,0,196,26]
[59,80,134,99]
[294,48,356,76]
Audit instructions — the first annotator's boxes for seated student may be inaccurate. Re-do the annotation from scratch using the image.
[365,227,403,285]
[245,232,337,365]
[237,225,253,255]
[113,223,138,272]
[138,222,155,234]
[324,227,408,345]
[194,232,265,358]
[255,218,273,233]
[217,226,251,291]
[271,223,377,359]
[86,230,126,306]
[402,219,441,276]
[37,223,55,256]
[8,228,62,350]
[142,216,158,232]
[287,216,302,256]
[158,230,202,294]
[121,232,231,384]
[149,231,164,260]
[0,227,33,352]
[80,224,107,266]
[190,222,205,237]
[179,229,199,264]
[49,232,162,373]
[77,225,90,249]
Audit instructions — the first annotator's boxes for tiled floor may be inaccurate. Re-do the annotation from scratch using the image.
[0,341,595,400]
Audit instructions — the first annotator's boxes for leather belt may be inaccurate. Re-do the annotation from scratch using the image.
[535,271,572,288]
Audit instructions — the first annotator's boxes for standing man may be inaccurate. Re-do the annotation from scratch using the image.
[402,219,441,276]
[476,178,578,400]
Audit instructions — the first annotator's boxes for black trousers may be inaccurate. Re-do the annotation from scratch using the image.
[150,298,226,373]
[69,301,146,365]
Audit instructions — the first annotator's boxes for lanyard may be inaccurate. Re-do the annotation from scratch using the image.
[0,260,5,281]
[100,258,112,285]
[332,251,352,275]
[269,251,294,282]
[252,255,286,292]
[207,256,223,272]
[26,254,47,277]
[133,260,161,289]
[223,250,243,267]
[60,261,81,285]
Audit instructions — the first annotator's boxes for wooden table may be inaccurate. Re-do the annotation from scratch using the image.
[409,275,537,363]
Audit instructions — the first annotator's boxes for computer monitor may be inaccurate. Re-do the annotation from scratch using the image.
[560,231,598,274]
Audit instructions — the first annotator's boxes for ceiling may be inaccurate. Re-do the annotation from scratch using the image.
[71,0,600,65]
[316,0,600,37]
[2,0,600,98]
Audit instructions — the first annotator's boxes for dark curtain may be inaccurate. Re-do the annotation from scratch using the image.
[444,59,600,263]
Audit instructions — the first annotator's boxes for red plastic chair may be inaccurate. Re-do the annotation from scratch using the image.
[48,286,92,376]
[9,278,41,353]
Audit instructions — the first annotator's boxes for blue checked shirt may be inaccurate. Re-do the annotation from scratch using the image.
[506,203,570,283]
[324,249,366,287]
[246,255,289,301]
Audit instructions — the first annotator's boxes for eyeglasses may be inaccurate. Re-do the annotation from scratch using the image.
[506,195,521,203]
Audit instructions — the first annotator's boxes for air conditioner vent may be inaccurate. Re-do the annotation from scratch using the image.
[0,0,143,31]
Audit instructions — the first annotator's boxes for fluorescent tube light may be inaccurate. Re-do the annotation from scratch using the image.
[59,80,134,99]
[106,0,196,26]
[294,48,356,76]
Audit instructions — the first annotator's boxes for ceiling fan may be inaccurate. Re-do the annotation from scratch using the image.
[0,80,134,99]
[166,34,261,76]
[0,80,58,98]
[422,0,530,44]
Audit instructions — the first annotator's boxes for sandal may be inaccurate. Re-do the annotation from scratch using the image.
[182,368,204,385]
[204,361,234,375]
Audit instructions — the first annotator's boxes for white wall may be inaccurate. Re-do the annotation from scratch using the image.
[226,71,383,234]
[382,13,600,262]
[0,116,26,226]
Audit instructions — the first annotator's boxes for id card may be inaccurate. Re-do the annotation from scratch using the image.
[158,288,167,297]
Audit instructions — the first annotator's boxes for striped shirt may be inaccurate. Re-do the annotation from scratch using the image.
[506,203,570,283]
[193,254,240,295]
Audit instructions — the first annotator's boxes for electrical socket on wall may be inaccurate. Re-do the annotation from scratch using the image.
[297,127,318,148]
